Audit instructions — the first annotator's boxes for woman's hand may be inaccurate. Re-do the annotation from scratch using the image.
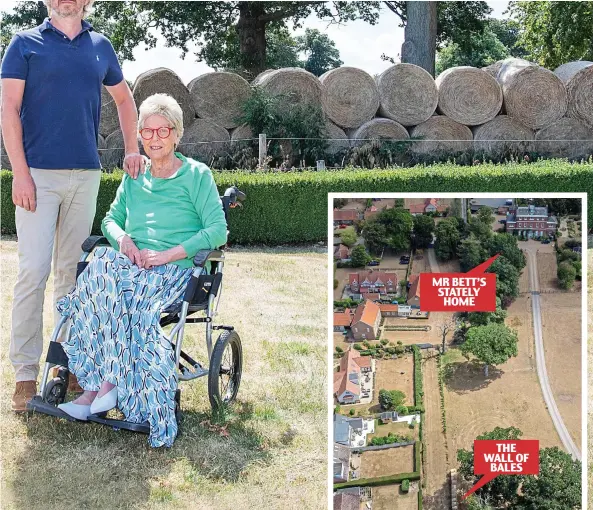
[139,249,170,269]
[119,235,142,266]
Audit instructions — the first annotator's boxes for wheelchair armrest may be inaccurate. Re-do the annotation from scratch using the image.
[81,235,110,253]
[193,249,224,268]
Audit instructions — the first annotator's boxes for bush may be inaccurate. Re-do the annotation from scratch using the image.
[353,343,363,351]
[349,408,355,416]
[558,261,576,289]
[395,404,409,415]
[334,472,420,490]
[334,405,341,413]
[334,278,339,289]
[4,162,593,241]
[402,479,410,493]
[380,339,388,345]
[335,346,343,354]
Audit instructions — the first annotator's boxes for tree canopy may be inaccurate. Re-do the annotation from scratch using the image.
[458,427,581,508]
[0,1,378,77]
[350,244,371,267]
[436,18,526,74]
[412,214,435,248]
[434,217,461,260]
[461,322,518,376]
[510,1,593,68]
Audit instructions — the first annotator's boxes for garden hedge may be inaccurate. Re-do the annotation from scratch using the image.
[2,160,592,244]
[333,471,420,489]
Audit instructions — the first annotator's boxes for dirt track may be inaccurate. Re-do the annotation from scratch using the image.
[422,351,450,510]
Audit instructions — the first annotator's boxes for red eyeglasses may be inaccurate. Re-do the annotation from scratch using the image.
[139,127,175,140]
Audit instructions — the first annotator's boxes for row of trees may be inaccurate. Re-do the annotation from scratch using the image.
[3,2,590,78]
[458,427,581,509]
[435,209,525,308]
[361,205,436,256]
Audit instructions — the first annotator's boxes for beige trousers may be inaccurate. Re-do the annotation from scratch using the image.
[10,168,102,382]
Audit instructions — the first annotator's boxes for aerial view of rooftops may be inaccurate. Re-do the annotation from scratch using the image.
[332,196,583,510]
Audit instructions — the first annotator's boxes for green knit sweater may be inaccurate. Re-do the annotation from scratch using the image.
[101,153,227,268]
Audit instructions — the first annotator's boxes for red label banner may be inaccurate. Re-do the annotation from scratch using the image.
[419,255,499,312]
[462,439,540,500]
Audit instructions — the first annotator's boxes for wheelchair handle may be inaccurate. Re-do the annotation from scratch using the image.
[223,186,246,204]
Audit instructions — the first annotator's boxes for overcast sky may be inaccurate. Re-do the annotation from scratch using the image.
[2,1,511,84]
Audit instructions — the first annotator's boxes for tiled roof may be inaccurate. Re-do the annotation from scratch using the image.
[334,493,359,510]
[379,303,398,312]
[334,308,353,327]
[365,293,380,301]
[352,300,381,327]
[349,270,397,287]
[334,209,358,221]
[408,275,421,299]
[408,274,419,285]
[334,348,372,396]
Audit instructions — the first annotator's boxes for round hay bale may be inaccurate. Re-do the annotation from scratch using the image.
[349,118,409,147]
[535,117,593,160]
[230,124,254,144]
[410,116,472,155]
[133,68,196,129]
[100,86,120,137]
[319,67,379,129]
[178,119,230,164]
[188,72,252,129]
[472,115,534,158]
[101,130,124,170]
[482,60,504,78]
[496,58,567,130]
[436,66,502,126]
[554,61,593,129]
[324,120,350,156]
[252,67,322,106]
[376,63,438,126]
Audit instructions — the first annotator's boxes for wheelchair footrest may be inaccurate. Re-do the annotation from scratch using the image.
[179,362,208,381]
[87,415,150,434]
[27,395,78,422]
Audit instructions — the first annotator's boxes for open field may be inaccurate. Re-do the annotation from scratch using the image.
[374,357,414,408]
[373,484,418,510]
[0,238,327,510]
[360,446,415,478]
[422,352,450,510]
[444,295,563,458]
[540,293,582,447]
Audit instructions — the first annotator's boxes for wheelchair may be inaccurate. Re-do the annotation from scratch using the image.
[27,186,246,435]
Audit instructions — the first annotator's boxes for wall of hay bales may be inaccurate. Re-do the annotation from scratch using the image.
[2,59,592,171]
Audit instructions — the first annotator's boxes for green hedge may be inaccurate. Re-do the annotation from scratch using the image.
[334,471,420,489]
[2,160,592,244]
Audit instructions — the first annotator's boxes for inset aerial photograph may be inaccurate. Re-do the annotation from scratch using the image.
[332,196,583,510]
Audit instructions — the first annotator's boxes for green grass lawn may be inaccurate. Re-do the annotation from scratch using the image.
[0,239,327,510]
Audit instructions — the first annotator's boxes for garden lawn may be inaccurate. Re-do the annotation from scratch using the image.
[0,238,327,510]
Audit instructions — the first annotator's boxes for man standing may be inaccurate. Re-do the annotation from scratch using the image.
[1,0,145,411]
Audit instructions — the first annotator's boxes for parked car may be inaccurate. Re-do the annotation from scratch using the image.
[338,224,348,229]
[399,257,410,264]
[367,260,380,266]
[541,239,551,244]
[499,219,506,224]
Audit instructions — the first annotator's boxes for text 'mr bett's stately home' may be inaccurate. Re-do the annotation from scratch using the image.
[505,205,557,238]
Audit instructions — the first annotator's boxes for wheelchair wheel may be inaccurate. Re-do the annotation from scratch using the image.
[44,377,67,406]
[208,330,242,411]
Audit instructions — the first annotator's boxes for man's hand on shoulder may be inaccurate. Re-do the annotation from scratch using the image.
[123,152,147,179]
[12,169,36,212]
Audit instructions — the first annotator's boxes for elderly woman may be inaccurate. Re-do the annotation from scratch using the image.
[56,94,227,447]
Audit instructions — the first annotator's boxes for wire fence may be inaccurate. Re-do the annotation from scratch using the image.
[2,135,593,172]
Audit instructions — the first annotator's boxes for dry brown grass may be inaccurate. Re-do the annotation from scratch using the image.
[360,446,414,478]
[0,238,327,510]
[588,248,593,508]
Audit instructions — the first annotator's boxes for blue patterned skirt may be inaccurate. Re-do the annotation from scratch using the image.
[57,247,194,447]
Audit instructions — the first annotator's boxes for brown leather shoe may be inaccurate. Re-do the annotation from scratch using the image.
[52,367,83,393]
[12,381,37,412]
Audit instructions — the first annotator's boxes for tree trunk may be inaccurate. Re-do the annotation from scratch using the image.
[442,333,446,353]
[236,2,267,79]
[401,1,437,77]
[484,364,489,377]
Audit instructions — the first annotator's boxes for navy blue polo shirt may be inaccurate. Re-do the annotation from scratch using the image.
[1,18,124,169]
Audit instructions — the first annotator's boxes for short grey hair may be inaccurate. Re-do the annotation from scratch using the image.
[138,94,184,140]
[44,0,96,16]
